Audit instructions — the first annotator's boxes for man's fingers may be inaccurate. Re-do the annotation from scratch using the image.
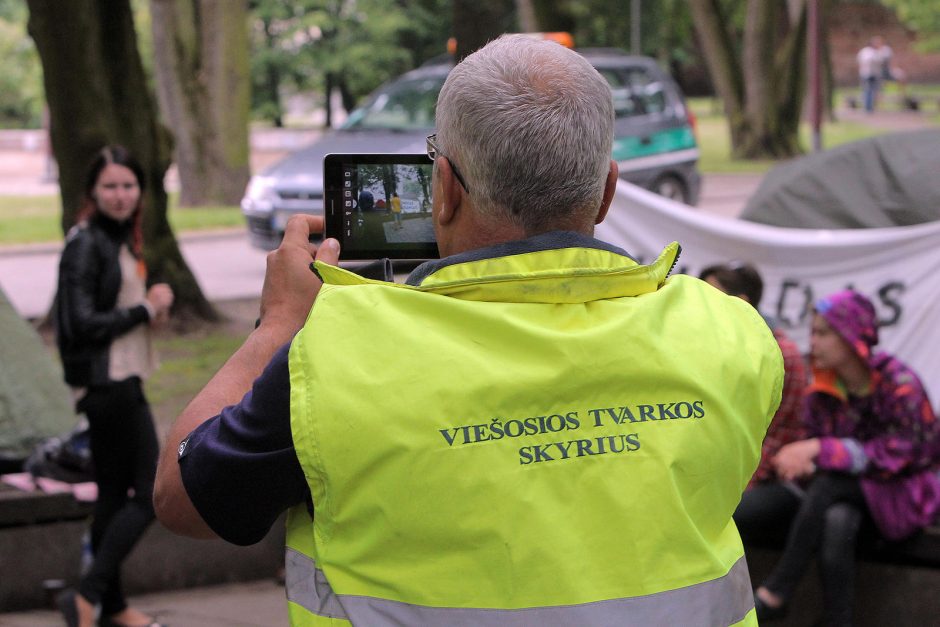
[315,238,341,266]
[283,214,325,246]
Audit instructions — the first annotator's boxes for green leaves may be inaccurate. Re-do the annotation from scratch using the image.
[248,0,451,126]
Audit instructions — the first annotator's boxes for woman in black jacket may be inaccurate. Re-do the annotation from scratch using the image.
[54,146,172,627]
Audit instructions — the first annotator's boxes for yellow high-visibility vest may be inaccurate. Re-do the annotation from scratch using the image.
[285,242,782,626]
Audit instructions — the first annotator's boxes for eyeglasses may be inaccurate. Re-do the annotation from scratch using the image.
[426,134,470,194]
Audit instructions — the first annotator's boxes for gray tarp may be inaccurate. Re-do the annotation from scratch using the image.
[741,129,940,229]
[0,284,74,461]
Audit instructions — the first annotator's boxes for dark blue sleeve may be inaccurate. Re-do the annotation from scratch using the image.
[178,342,309,546]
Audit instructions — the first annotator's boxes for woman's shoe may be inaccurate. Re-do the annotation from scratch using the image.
[98,610,166,627]
[55,589,79,627]
[754,592,789,622]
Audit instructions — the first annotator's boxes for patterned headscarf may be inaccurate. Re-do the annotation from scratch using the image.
[814,289,879,361]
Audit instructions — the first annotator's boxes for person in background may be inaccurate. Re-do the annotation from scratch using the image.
[54,145,172,627]
[857,35,893,113]
[153,35,783,625]
[753,289,940,626]
[699,263,808,545]
[390,192,402,229]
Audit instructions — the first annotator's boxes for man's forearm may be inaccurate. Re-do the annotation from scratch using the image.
[153,323,295,538]
[154,215,339,539]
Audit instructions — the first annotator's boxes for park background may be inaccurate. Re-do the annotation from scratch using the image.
[1,0,939,623]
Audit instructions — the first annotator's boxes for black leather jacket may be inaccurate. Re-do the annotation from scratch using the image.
[54,213,150,386]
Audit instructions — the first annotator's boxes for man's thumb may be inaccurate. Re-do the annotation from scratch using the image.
[315,238,341,265]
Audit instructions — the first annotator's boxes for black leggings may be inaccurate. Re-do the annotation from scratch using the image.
[761,473,869,627]
[734,482,802,548]
[77,377,158,616]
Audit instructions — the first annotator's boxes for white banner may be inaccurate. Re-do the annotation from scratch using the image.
[597,181,940,407]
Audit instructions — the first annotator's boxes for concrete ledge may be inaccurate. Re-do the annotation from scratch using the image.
[745,527,940,626]
[0,489,284,612]
[0,488,93,527]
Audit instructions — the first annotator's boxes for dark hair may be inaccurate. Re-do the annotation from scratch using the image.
[77,145,146,256]
[699,262,764,307]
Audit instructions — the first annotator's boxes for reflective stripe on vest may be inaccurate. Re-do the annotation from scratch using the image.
[287,547,754,626]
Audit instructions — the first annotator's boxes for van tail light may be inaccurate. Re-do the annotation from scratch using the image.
[686,108,698,137]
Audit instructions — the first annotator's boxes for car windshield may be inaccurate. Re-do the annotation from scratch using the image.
[341,76,446,132]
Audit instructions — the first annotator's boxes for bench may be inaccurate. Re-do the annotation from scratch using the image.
[744,524,940,625]
[0,482,285,612]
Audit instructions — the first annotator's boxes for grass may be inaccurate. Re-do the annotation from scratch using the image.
[145,316,253,432]
[687,95,937,174]
[0,194,243,245]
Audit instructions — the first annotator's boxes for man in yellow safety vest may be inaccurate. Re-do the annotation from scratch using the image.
[155,34,782,626]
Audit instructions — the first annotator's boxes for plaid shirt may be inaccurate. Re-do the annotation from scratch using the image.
[749,328,808,487]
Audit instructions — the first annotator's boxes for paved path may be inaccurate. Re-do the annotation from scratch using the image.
[837,105,939,131]
[0,579,288,626]
[0,230,269,320]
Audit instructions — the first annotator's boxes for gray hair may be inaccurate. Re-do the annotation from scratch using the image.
[435,35,614,233]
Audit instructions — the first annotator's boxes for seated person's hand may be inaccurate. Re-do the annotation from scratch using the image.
[772,438,820,482]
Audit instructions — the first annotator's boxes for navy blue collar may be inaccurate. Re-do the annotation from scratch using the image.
[406,231,635,286]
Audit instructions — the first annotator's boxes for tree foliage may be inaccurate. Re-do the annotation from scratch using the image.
[247,0,452,126]
[0,0,43,127]
[881,0,940,51]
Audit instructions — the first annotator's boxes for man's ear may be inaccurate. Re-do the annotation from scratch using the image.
[595,160,619,225]
[437,157,464,226]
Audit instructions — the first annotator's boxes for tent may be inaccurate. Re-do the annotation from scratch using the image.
[740,130,940,229]
[0,284,74,468]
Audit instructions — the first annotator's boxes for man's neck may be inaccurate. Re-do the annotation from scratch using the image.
[442,213,595,258]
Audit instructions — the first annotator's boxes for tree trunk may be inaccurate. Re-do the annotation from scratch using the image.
[515,0,537,32]
[530,0,575,33]
[689,0,807,160]
[771,1,808,156]
[688,0,746,147]
[261,16,284,128]
[452,0,513,61]
[324,73,334,129]
[27,0,217,321]
[742,1,776,145]
[150,0,250,207]
[821,0,836,121]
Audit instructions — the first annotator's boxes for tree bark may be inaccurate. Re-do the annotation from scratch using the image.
[452,0,513,61]
[688,0,745,144]
[531,0,575,33]
[150,0,251,207]
[515,0,537,32]
[689,0,807,160]
[772,1,807,156]
[742,0,776,143]
[27,0,217,321]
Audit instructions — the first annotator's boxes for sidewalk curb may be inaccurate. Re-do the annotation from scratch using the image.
[0,228,246,258]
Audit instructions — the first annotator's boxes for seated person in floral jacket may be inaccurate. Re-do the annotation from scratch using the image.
[754,289,940,626]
